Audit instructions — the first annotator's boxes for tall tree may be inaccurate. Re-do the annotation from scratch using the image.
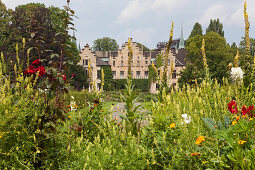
[0,1,12,49]
[206,19,224,37]
[189,22,203,39]
[92,37,118,51]
[178,32,233,87]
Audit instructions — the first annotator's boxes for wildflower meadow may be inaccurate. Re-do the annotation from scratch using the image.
[0,0,255,169]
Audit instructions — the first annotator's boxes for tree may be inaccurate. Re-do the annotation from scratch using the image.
[189,22,203,39]
[178,32,233,86]
[206,19,224,37]
[137,42,150,51]
[0,3,80,72]
[92,37,118,51]
[239,37,255,56]
[0,1,12,49]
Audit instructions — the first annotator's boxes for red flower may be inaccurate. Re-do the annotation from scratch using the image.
[71,73,76,78]
[241,105,248,115]
[62,75,66,81]
[36,66,45,76]
[32,59,41,66]
[228,100,238,114]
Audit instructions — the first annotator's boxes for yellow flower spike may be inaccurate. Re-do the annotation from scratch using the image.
[244,0,250,52]
[22,38,26,49]
[234,51,240,68]
[170,123,176,128]
[238,140,247,145]
[232,120,238,125]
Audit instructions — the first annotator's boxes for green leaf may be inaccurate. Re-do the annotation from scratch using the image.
[202,118,216,132]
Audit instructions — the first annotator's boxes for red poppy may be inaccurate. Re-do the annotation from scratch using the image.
[36,66,45,76]
[32,59,41,66]
[228,100,238,114]
[27,65,35,75]
[72,73,76,78]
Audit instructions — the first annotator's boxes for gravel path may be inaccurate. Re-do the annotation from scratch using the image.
[110,102,150,126]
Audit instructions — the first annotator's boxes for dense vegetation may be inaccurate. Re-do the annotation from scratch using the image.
[0,0,255,169]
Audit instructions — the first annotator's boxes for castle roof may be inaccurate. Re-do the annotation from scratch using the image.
[96,57,110,66]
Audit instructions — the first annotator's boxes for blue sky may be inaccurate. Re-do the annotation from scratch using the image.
[2,0,255,49]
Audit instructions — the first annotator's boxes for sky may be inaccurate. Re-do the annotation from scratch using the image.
[2,0,255,49]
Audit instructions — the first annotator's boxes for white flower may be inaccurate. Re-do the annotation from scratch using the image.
[181,114,191,124]
[71,96,75,99]
[230,67,244,81]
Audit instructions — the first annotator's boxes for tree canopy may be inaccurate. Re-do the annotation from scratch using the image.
[206,19,224,37]
[178,32,233,87]
[92,37,118,51]
[189,22,203,39]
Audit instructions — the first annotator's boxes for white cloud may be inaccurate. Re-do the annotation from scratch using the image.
[117,0,185,23]
[199,1,255,27]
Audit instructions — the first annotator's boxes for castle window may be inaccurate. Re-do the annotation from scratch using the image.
[144,71,149,79]
[145,61,148,65]
[112,71,116,79]
[85,69,88,75]
[120,71,124,79]
[137,56,140,60]
[136,71,140,79]
[97,70,101,79]
[121,61,124,66]
[172,70,177,79]
[113,60,115,67]
[137,61,140,66]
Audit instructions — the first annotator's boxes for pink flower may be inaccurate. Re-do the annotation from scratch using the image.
[62,75,66,81]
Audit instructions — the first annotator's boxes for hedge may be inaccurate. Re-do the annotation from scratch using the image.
[112,79,149,92]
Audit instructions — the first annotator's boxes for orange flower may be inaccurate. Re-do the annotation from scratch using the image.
[74,105,78,108]
[195,136,205,145]
[238,140,247,145]
[68,116,72,119]
[190,152,200,156]
[242,115,247,118]
[170,123,176,128]
[117,123,121,126]
[249,118,253,121]
[101,110,104,112]
[236,116,240,120]
[93,104,98,107]
[115,118,119,121]
[214,125,217,128]
[232,120,238,125]
[66,105,71,108]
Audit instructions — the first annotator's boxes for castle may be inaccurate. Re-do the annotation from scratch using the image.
[78,32,187,93]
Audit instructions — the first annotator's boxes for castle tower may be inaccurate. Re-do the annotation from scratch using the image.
[178,27,185,49]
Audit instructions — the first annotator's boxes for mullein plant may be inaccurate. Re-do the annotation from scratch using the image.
[120,38,141,136]
[201,39,210,83]
[242,0,253,86]
[157,21,174,102]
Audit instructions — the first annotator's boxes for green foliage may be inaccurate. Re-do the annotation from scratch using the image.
[179,32,233,86]
[239,37,255,56]
[92,37,118,51]
[206,18,224,37]
[112,79,149,92]
[66,64,88,90]
[189,22,203,39]
[101,65,113,91]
